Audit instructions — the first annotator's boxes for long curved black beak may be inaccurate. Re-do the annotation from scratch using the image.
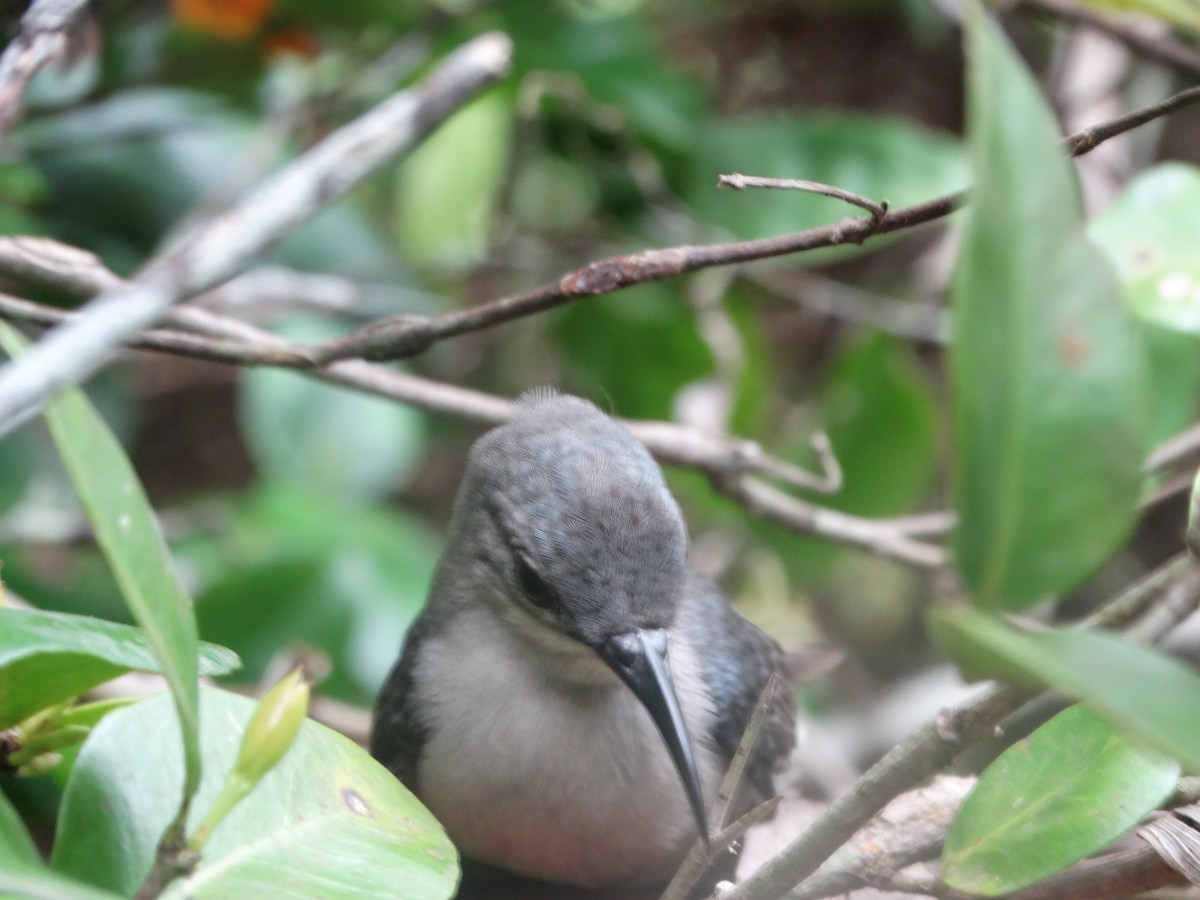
[596,627,710,843]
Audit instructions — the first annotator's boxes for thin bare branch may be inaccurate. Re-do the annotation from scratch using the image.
[1063,84,1200,156]
[728,554,1200,900]
[1018,0,1200,78]
[0,31,514,436]
[664,677,783,900]
[291,79,1200,367]
[0,0,92,138]
[4,286,951,566]
[717,475,947,567]
[717,174,890,222]
[940,846,1183,900]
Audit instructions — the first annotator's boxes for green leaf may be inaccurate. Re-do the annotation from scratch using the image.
[0,787,40,871]
[52,690,458,899]
[942,704,1179,894]
[821,333,939,518]
[239,317,426,504]
[553,283,714,420]
[1,789,124,900]
[1142,325,1200,445]
[0,323,205,797]
[929,604,1200,771]
[396,90,511,269]
[0,607,239,730]
[951,6,1147,609]
[502,0,702,150]
[1090,163,1200,335]
[190,485,438,704]
[686,112,966,259]
[0,870,126,900]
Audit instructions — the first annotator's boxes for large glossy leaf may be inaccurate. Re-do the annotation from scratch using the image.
[942,704,1180,894]
[929,604,1200,771]
[52,690,458,899]
[1,324,204,796]
[1090,163,1200,335]
[951,6,1146,609]
[0,607,239,730]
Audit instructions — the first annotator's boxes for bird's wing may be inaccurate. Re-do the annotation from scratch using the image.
[680,569,797,802]
[369,608,441,789]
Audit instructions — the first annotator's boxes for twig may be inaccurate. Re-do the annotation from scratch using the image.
[0,31,514,437]
[727,553,1200,900]
[1018,0,1200,78]
[1,282,951,567]
[782,775,972,900]
[273,79,1200,367]
[1063,84,1200,156]
[716,174,890,223]
[0,0,92,138]
[940,846,1183,900]
[0,237,962,568]
[1146,421,1200,473]
[728,684,1024,900]
[664,678,782,900]
[716,475,948,568]
[3,74,1195,412]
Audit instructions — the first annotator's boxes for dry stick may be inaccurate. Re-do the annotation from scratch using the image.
[1,282,949,566]
[0,31,514,437]
[716,174,890,222]
[1064,83,1200,156]
[783,777,972,900]
[3,77,1194,400]
[938,846,1183,900]
[1,72,1198,562]
[0,0,92,138]
[663,678,782,900]
[292,80,1200,368]
[727,555,1200,900]
[1018,0,1200,78]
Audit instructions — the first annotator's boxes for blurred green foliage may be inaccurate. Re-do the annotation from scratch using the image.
[4,0,1200,892]
[0,0,981,707]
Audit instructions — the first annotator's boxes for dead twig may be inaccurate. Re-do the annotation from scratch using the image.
[0,0,92,138]
[716,174,890,224]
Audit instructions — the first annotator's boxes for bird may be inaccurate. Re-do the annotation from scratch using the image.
[371,391,795,891]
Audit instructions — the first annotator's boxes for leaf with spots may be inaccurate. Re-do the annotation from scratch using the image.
[951,5,1148,609]
[942,704,1180,895]
[1091,163,1200,335]
[52,689,458,899]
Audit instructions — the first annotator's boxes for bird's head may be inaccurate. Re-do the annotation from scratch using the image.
[448,391,709,840]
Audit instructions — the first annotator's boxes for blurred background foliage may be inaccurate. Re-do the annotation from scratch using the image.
[2,0,1199,802]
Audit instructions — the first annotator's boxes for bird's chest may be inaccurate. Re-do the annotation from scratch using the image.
[413,618,720,888]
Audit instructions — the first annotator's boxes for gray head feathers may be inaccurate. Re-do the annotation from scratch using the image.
[457,394,688,646]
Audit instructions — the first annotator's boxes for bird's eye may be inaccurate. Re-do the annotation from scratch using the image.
[515,554,557,610]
